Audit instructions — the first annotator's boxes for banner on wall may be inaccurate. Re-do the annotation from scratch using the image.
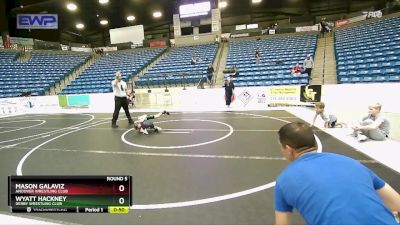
[60,44,69,51]
[173,14,181,36]
[71,47,92,52]
[237,89,253,107]
[211,8,221,32]
[267,86,301,106]
[296,25,319,32]
[335,14,367,28]
[58,95,90,108]
[230,33,249,38]
[10,37,34,46]
[363,10,383,19]
[0,98,19,114]
[93,46,117,52]
[149,41,167,47]
[335,19,350,28]
[300,85,322,103]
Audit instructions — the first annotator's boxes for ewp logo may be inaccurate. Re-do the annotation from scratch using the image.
[17,14,58,29]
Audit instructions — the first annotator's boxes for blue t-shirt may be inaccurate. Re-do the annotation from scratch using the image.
[275,152,397,225]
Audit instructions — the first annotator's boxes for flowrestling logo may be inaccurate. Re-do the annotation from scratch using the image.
[17,14,58,29]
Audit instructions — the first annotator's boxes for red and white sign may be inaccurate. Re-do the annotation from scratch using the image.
[335,19,350,28]
[149,41,167,47]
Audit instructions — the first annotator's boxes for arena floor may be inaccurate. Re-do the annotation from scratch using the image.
[0,110,399,225]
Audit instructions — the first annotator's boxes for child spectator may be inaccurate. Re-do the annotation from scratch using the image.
[126,89,135,108]
[312,102,345,128]
[351,103,390,142]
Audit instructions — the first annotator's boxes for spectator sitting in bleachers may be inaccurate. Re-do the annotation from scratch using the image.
[191,56,199,65]
[291,63,303,76]
[255,48,261,64]
[230,64,239,77]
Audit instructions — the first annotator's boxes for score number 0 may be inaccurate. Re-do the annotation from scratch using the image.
[118,185,125,205]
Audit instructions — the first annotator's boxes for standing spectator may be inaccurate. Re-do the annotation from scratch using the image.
[255,48,261,64]
[351,103,390,142]
[206,64,215,87]
[275,122,400,225]
[215,35,220,44]
[320,17,328,37]
[223,76,235,108]
[111,71,134,128]
[303,54,314,82]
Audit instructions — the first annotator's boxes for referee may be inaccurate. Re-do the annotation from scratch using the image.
[111,71,134,128]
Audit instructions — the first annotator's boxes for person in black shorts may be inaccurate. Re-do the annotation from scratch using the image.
[133,110,170,134]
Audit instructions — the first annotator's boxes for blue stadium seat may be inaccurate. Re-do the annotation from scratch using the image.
[335,16,400,84]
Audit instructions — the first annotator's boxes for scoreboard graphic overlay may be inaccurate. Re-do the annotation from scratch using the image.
[8,176,132,213]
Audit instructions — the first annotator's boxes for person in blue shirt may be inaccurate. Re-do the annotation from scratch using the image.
[275,122,400,225]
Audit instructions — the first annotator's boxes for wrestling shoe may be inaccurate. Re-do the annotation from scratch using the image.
[162,110,170,115]
[154,126,162,132]
[111,123,119,128]
[357,134,368,142]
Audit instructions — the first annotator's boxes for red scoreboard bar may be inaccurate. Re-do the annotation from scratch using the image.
[8,176,132,213]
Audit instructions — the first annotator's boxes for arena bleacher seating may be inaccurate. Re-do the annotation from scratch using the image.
[335,16,400,84]
[60,47,165,94]
[0,50,90,98]
[134,44,218,87]
[225,34,317,87]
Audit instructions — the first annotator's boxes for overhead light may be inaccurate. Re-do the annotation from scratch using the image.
[66,3,77,11]
[99,0,109,4]
[127,15,135,21]
[252,0,262,3]
[76,23,84,29]
[219,1,227,8]
[100,19,108,25]
[153,11,162,18]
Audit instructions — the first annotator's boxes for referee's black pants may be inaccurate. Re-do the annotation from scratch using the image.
[112,96,133,125]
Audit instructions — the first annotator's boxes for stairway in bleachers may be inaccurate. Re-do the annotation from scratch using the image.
[60,47,166,95]
[0,50,90,98]
[135,44,218,88]
[225,34,317,87]
[215,42,229,87]
[335,16,400,83]
[312,35,337,84]
[47,53,101,95]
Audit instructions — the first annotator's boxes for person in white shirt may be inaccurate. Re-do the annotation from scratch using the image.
[111,71,134,128]
[303,54,314,82]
